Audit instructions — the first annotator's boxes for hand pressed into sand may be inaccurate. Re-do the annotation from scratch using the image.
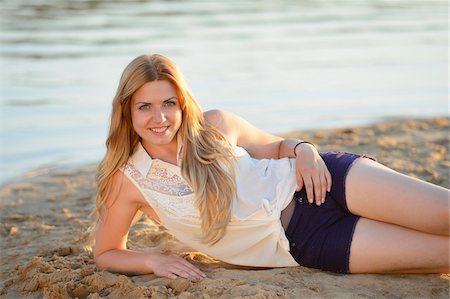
[147,253,207,280]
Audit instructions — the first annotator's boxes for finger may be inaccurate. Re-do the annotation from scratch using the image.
[176,262,205,278]
[178,258,207,277]
[167,272,178,279]
[171,266,194,279]
[183,262,207,278]
[320,169,327,204]
[303,176,314,204]
[312,173,322,206]
[325,169,332,192]
[296,172,304,191]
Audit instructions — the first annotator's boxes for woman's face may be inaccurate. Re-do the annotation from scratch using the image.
[130,80,182,153]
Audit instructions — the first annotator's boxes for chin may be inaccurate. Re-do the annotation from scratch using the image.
[148,134,176,145]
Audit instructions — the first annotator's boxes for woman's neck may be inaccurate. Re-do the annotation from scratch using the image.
[142,139,178,165]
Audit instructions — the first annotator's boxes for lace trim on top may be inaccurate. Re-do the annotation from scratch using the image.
[124,157,200,219]
[125,158,193,197]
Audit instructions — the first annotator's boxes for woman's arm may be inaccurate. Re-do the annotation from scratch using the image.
[205,109,331,205]
[93,171,205,279]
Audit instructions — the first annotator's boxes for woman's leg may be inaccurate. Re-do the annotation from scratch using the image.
[349,217,449,273]
[345,158,449,236]
[345,158,449,273]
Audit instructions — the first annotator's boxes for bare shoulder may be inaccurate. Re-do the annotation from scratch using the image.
[204,109,224,125]
[204,109,236,128]
[204,109,282,159]
[107,170,139,205]
[204,109,240,145]
[107,170,159,221]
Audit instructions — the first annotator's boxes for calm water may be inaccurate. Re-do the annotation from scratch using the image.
[0,0,448,184]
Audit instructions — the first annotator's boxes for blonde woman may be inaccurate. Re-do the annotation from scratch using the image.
[92,54,449,279]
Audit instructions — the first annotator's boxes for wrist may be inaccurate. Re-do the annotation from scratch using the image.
[144,252,158,272]
[293,141,314,157]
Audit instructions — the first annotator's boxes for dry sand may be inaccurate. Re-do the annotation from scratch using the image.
[1,117,449,299]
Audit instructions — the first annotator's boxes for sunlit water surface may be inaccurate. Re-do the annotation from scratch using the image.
[0,0,447,184]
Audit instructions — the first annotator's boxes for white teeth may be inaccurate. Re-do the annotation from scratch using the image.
[150,126,168,133]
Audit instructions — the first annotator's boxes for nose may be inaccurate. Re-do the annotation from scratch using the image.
[152,108,167,123]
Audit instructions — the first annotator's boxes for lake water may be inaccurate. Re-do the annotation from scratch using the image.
[0,0,448,184]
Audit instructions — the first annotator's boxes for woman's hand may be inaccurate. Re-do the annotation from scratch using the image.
[147,253,206,280]
[295,143,332,206]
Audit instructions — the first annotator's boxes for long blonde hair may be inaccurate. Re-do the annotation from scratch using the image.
[91,54,236,245]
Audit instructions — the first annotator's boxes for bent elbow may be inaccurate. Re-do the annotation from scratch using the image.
[93,254,107,271]
[93,249,111,271]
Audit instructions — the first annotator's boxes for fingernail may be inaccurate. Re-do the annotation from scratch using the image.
[201,273,207,278]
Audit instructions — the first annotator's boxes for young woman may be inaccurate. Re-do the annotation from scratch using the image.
[91,54,449,280]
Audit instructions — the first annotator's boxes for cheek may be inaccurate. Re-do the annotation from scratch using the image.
[131,111,147,131]
[166,108,182,123]
[173,109,183,126]
[176,109,183,121]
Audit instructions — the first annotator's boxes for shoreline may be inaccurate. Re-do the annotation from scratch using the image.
[2,114,448,189]
[0,117,449,298]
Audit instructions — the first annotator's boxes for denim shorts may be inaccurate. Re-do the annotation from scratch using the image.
[285,151,376,274]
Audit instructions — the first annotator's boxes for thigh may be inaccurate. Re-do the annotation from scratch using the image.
[349,217,449,274]
[345,158,450,235]
[319,151,376,213]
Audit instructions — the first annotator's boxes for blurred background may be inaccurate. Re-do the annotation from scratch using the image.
[0,0,447,184]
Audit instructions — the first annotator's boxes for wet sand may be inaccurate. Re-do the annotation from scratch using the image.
[1,117,448,298]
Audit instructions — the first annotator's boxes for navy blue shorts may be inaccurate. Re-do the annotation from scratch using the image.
[285,151,376,274]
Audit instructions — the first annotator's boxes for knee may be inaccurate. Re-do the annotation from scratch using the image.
[429,202,450,236]
[436,207,450,236]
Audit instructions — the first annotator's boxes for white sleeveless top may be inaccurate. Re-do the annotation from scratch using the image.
[122,140,299,267]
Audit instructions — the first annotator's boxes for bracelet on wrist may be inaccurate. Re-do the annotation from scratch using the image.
[293,141,314,157]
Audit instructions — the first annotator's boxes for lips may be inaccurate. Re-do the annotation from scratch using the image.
[149,126,169,134]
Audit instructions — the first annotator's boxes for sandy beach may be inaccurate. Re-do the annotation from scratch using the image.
[1,117,448,299]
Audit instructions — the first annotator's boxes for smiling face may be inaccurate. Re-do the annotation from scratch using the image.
[131,80,183,158]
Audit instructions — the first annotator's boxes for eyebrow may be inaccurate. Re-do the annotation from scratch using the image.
[134,96,177,105]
